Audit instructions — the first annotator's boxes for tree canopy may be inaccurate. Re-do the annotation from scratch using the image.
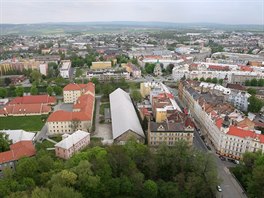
[0,140,219,198]
[231,151,264,198]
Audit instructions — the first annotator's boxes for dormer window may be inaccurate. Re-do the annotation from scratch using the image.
[157,125,165,131]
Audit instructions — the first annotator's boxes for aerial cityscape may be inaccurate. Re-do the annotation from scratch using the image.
[0,0,263,198]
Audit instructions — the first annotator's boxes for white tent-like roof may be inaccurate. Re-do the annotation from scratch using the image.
[0,129,36,143]
[110,88,145,140]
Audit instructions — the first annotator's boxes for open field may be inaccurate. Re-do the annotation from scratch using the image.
[0,115,44,131]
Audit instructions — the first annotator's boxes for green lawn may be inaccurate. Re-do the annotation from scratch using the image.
[0,115,44,132]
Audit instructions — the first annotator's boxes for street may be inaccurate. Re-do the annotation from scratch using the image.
[193,129,247,198]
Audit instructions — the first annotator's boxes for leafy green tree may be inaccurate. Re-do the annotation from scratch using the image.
[75,68,83,77]
[145,63,155,74]
[211,77,218,84]
[91,77,99,85]
[193,77,198,81]
[48,170,77,187]
[250,78,258,86]
[205,77,212,83]
[247,88,257,95]
[102,84,115,98]
[0,87,7,98]
[31,70,42,84]
[247,165,264,197]
[245,80,251,86]
[31,187,50,198]
[218,79,223,85]
[0,133,11,152]
[16,157,38,179]
[30,85,38,95]
[158,180,180,198]
[15,86,24,97]
[248,95,264,113]
[53,86,63,96]
[200,77,205,82]
[257,78,264,87]
[131,89,142,103]
[46,86,53,96]
[142,180,158,198]
[37,154,54,173]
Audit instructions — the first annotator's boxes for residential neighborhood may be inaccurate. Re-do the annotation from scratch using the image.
[0,2,264,197]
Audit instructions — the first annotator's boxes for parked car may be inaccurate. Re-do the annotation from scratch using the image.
[219,156,226,161]
[216,185,222,192]
[206,145,212,150]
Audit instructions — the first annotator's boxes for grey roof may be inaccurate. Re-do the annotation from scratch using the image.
[110,88,145,140]
[55,130,89,149]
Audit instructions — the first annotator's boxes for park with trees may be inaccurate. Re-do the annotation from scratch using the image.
[0,140,219,198]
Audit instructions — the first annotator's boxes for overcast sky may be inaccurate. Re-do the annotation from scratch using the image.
[1,0,263,25]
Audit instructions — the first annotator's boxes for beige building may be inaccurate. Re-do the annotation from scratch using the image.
[91,61,112,70]
[148,112,194,146]
[55,130,90,159]
[179,80,264,160]
[47,83,95,135]
[63,83,95,103]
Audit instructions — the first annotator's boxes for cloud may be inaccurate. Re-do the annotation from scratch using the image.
[1,0,263,24]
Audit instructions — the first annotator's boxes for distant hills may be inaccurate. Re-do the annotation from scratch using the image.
[1,21,263,35]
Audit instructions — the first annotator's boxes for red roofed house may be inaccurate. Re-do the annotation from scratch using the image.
[47,83,95,135]
[218,125,264,159]
[208,65,229,71]
[0,95,56,117]
[0,141,36,173]
[63,82,95,103]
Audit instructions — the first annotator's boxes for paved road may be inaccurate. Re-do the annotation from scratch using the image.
[93,95,112,140]
[34,123,48,142]
[193,129,246,198]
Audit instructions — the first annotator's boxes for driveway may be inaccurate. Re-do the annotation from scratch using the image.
[93,96,112,140]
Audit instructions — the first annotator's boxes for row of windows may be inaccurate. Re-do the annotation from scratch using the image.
[151,133,191,137]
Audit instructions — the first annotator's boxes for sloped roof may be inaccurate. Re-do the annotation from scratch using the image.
[0,104,52,115]
[110,88,145,140]
[47,93,94,122]
[55,130,89,149]
[9,95,56,105]
[63,82,95,93]
[0,141,36,164]
[227,126,264,143]
[0,130,35,144]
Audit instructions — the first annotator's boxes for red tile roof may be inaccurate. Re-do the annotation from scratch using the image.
[9,95,56,105]
[216,118,223,129]
[0,104,51,115]
[227,126,264,143]
[63,82,95,93]
[240,66,253,72]
[48,83,95,122]
[208,65,229,71]
[0,141,36,164]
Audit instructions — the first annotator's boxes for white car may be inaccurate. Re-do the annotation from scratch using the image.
[216,185,222,192]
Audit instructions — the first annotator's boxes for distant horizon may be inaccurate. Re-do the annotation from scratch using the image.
[1,21,263,26]
[1,0,263,25]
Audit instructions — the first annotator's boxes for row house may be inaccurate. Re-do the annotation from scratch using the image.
[179,80,264,159]
[148,111,194,146]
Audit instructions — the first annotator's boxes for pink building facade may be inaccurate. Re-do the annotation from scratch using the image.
[55,130,90,159]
